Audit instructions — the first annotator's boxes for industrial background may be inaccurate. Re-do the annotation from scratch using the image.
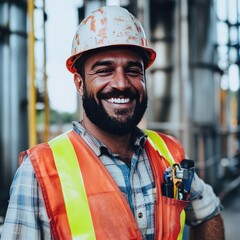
[0,0,239,239]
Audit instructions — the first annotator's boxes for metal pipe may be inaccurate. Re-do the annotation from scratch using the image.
[43,0,49,142]
[27,0,37,147]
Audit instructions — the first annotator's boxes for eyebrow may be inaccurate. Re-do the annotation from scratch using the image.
[91,60,113,70]
[127,61,143,69]
[91,60,143,70]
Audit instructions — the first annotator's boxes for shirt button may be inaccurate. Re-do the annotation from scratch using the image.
[138,212,143,218]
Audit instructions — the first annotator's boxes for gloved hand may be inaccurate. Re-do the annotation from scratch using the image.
[185,173,222,226]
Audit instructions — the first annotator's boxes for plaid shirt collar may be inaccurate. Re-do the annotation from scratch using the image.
[72,121,147,157]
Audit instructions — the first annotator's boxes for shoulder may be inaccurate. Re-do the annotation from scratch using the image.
[27,131,75,158]
[10,154,47,216]
[2,155,51,239]
[155,131,185,162]
[157,132,184,149]
[10,155,37,196]
[27,142,52,156]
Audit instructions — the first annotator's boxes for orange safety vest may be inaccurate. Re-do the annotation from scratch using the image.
[22,130,188,240]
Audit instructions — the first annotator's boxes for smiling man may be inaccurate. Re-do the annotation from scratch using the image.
[2,6,224,240]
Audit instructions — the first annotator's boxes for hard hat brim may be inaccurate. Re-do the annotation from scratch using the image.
[66,44,156,74]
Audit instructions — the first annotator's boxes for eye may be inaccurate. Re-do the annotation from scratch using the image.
[126,67,143,77]
[95,68,113,76]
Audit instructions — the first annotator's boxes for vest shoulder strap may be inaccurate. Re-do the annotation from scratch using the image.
[48,131,96,239]
[145,129,185,165]
[144,130,175,165]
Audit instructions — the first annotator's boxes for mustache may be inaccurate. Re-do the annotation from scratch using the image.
[97,89,139,100]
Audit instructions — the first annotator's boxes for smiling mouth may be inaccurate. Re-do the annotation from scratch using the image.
[106,98,130,104]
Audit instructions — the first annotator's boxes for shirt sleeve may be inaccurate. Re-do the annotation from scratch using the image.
[185,172,223,226]
[1,156,52,239]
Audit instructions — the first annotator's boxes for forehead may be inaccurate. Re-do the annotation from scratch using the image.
[84,48,144,67]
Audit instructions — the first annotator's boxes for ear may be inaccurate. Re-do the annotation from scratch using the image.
[74,73,84,96]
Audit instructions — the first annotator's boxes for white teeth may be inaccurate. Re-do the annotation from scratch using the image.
[107,98,130,104]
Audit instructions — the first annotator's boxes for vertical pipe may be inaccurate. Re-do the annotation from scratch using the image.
[10,2,29,181]
[43,0,49,142]
[236,0,240,143]
[178,0,190,152]
[0,0,28,215]
[226,1,232,158]
[0,1,11,215]
[27,0,37,147]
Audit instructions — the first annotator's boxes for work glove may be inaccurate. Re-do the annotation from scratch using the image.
[185,173,222,226]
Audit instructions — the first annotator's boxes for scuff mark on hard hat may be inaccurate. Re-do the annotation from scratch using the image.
[91,18,96,32]
[76,33,80,46]
[141,38,148,47]
[98,8,104,14]
[128,36,138,42]
[101,17,106,26]
[97,15,107,44]
[82,15,92,25]
[73,46,77,54]
[126,25,133,31]
[82,15,96,32]
[134,22,142,33]
[97,26,107,44]
[114,17,124,22]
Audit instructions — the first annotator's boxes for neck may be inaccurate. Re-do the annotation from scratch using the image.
[82,116,133,155]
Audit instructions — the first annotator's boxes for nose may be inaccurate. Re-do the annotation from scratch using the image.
[111,69,129,91]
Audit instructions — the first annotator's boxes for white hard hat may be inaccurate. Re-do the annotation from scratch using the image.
[66,6,156,73]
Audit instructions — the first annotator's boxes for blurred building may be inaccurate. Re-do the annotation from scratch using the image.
[0,0,240,235]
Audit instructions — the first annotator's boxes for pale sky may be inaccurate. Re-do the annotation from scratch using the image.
[45,0,79,113]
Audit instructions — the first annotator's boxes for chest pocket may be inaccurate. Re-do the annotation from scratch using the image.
[144,130,188,240]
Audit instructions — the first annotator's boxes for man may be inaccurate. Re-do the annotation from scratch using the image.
[2,6,224,240]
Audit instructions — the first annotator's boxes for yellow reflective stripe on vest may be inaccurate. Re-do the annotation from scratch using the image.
[144,129,186,239]
[178,210,186,240]
[49,133,96,240]
[144,130,175,165]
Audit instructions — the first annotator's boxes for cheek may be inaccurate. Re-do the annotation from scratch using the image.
[132,80,146,99]
[85,77,109,100]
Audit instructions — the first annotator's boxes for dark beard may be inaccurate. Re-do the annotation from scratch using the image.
[82,89,148,135]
